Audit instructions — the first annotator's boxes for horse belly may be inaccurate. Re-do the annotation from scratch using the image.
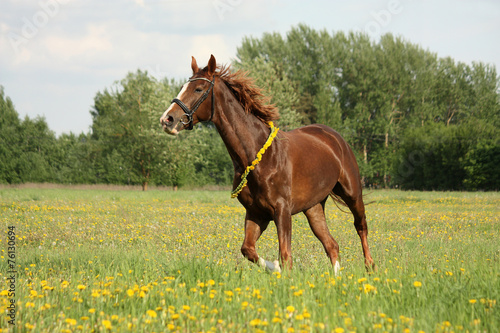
[288,131,342,213]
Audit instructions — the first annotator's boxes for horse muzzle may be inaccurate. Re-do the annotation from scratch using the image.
[160,108,184,135]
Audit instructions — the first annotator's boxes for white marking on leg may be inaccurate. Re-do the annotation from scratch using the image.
[257,257,281,273]
[334,261,341,276]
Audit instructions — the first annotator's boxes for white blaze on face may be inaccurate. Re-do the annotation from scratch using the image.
[160,82,190,134]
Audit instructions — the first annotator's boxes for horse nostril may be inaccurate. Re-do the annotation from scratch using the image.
[161,116,175,126]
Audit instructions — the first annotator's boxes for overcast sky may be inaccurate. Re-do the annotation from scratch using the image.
[1,0,499,135]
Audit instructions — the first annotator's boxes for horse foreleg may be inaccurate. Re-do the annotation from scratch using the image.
[240,213,272,268]
[274,204,293,271]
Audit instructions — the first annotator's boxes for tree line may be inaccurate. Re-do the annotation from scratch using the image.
[1,25,499,190]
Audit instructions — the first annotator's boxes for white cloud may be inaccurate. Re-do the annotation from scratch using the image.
[1,0,499,135]
[44,24,112,62]
[134,0,145,8]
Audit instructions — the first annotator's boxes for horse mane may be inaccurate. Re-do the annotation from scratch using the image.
[212,65,280,124]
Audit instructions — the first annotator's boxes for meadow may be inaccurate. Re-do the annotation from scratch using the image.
[0,187,498,332]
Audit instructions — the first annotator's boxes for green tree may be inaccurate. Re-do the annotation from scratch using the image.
[0,86,22,183]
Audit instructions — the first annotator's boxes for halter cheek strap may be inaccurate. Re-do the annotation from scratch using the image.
[171,76,215,130]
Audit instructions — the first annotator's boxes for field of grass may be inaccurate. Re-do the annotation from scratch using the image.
[0,188,499,332]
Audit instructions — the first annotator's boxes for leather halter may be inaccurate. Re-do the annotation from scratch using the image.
[171,76,215,130]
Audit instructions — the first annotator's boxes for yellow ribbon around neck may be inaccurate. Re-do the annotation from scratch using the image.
[231,121,279,198]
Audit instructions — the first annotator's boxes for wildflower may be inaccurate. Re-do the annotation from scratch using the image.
[65,318,77,326]
[250,319,262,326]
[26,302,35,308]
[413,281,422,287]
[102,320,112,330]
[182,305,191,311]
[146,310,157,318]
[77,285,86,290]
[89,308,96,314]
[286,305,295,313]
[334,328,345,333]
[469,299,477,304]
[363,284,377,294]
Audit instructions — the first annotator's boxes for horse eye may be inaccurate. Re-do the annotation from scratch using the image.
[195,87,203,93]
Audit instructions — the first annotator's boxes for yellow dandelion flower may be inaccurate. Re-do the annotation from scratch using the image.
[77,285,86,290]
[126,289,134,296]
[363,283,377,294]
[81,316,89,321]
[272,317,282,323]
[26,302,35,308]
[182,305,190,311]
[65,318,77,326]
[469,299,477,304]
[286,305,295,313]
[88,308,96,314]
[102,320,113,330]
[250,319,262,326]
[146,310,157,318]
[413,281,422,287]
[167,323,175,330]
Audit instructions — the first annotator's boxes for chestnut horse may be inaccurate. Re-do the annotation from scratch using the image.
[160,55,375,273]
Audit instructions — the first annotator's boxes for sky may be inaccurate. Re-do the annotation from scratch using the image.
[1,0,499,136]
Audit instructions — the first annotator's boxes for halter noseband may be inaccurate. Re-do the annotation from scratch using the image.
[171,76,215,130]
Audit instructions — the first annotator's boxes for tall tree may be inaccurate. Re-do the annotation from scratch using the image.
[91,71,179,190]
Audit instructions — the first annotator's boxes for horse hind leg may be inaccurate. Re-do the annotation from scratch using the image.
[304,200,341,275]
[333,183,376,271]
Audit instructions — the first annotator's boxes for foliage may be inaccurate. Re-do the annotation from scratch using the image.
[1,189,499,331]
[236,25,500,189]
[0,24,499,190]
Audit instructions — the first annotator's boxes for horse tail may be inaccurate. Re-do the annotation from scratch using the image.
[329,191,350,213]
[329,191,374,213]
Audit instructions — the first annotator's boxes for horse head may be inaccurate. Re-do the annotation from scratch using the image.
[160,55,217,135]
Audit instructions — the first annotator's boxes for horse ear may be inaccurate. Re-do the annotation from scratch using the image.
[191,56,199,74]
[207,54,216,75]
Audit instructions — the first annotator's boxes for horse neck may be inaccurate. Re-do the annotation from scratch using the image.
[212,83,271,172]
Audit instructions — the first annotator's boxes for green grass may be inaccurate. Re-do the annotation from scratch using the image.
[1,188,499,332]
